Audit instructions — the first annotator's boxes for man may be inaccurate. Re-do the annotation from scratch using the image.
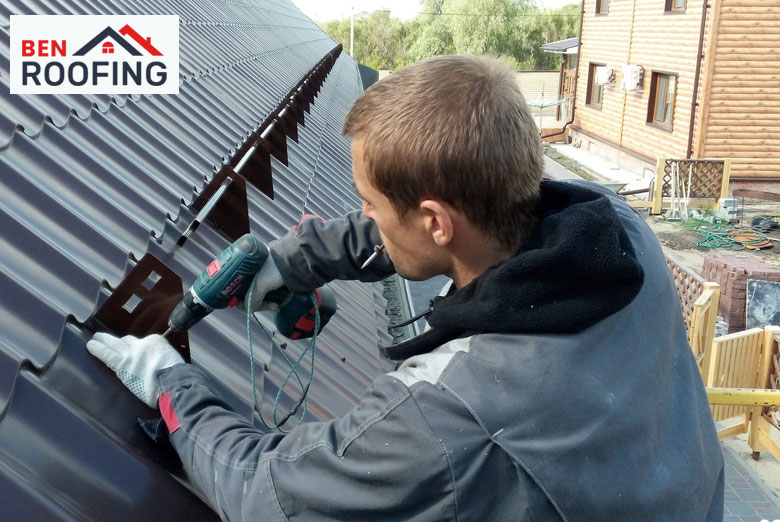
[87,55,724,521]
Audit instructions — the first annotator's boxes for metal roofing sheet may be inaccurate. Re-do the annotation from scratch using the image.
[0,1,333,149]
[0,1,392,518]
[540,36,580,53]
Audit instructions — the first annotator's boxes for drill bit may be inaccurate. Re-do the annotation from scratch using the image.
[162,327,173,338]
[361,244,386,269]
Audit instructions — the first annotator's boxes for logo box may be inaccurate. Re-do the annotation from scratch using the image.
[10,15,179,95]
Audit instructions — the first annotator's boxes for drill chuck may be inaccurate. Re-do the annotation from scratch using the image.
[167,289,214,332]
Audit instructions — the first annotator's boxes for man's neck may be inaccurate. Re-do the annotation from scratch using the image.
[448,235,516,289]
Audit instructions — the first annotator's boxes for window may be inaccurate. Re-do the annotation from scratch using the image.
[586,63,605,108]
[647,72,677,129]
[596,0,609,14]
[565,54,579,71]
[665,0,686,11]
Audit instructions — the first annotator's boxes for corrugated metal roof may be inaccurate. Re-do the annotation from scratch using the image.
[540,36,579,54]
[0,1,393,519]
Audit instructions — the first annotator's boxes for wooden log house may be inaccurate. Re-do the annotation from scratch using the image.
[569,0,780,184]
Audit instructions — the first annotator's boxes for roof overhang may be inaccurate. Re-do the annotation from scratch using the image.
[540,37,579,55]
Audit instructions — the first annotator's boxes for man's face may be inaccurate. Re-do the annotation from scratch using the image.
[351,139,444,281]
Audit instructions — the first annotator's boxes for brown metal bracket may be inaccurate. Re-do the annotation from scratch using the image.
[188,166,251,243]
[278,105,299,143]
[232,135,274,199]
[299,81,315,112]
[90,254,190,362]
[173,41,342,244]
[264,116,289,166]
[288,94,306,126]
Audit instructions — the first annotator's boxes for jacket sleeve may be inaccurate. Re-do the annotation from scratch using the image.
[155,363,456,521]
[268,210,395,292]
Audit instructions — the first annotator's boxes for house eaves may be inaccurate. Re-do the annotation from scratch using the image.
[540,36,579,55]
[0,0,394,519]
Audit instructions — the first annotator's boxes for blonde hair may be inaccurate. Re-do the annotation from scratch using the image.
[343,54,544,249]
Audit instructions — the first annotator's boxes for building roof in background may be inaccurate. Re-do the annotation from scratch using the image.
[540,36,579,54]
[0,1,392,519]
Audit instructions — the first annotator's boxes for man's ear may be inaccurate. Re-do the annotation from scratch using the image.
[419,200,454,247]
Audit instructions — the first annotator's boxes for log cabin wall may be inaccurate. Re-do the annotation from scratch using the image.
[573,0,709,171]
[696,0,780,180]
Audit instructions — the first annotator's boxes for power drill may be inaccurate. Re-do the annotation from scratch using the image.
[166,234,336,339]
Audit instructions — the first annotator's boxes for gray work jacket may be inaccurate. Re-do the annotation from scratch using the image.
[157,181,723,521]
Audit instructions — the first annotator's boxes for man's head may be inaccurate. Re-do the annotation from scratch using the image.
[344,54,544,252]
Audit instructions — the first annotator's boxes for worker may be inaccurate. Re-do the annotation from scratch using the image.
[87,54,724,521]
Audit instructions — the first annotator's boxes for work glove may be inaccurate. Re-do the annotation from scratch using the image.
[87,333,184,408]
[242,254,285,313]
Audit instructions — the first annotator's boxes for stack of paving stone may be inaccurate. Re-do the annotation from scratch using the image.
[701,253,780,333]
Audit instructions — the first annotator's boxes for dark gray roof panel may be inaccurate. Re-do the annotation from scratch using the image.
[2,126,158,252]
[0,143,136,283]
[1,348,218,521]
[0,6,334,148]
[0,1,392,518]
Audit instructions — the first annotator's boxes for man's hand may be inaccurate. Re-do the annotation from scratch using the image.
[87,333,184,408]
[242,255,285,312]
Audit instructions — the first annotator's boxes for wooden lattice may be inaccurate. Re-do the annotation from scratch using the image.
[665,251,706,331]
[661,159,725,199]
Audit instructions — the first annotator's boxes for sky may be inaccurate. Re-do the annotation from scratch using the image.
[292,0,420,22]
[292,0,575,22]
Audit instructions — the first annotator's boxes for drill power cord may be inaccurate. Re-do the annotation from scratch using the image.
[245,274,320,433]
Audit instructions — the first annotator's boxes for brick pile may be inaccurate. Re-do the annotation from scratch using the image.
[701,253,780,333]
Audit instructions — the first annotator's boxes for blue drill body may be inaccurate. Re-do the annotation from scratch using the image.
[168,234,335,338]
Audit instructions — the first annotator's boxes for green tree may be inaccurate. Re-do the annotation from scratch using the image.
[517,3,580,69]
[447,0,533,59]
[406,0,454,62]
[321,11,406,70]
[361,11,407,69]
[319,18,351,51]
[317,0,580,72]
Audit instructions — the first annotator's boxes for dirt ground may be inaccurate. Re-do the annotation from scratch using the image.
[645,212,780,274]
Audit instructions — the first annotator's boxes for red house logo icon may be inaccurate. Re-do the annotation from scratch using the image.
[74,24,163,56]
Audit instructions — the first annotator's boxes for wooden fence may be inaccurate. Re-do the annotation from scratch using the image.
[703,326,780,462]
[665,252,719,373]
[753,329,780,460]
[767,330,780,430]
[666,251,706,327]
[689,283,720,377]
[706,328,766,424]
[665,252,779,460]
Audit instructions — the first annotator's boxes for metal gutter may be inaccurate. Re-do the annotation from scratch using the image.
[687,0,711,158]
[540,0,584,140]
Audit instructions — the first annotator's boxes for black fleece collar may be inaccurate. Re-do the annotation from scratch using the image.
[382,181,645,361]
